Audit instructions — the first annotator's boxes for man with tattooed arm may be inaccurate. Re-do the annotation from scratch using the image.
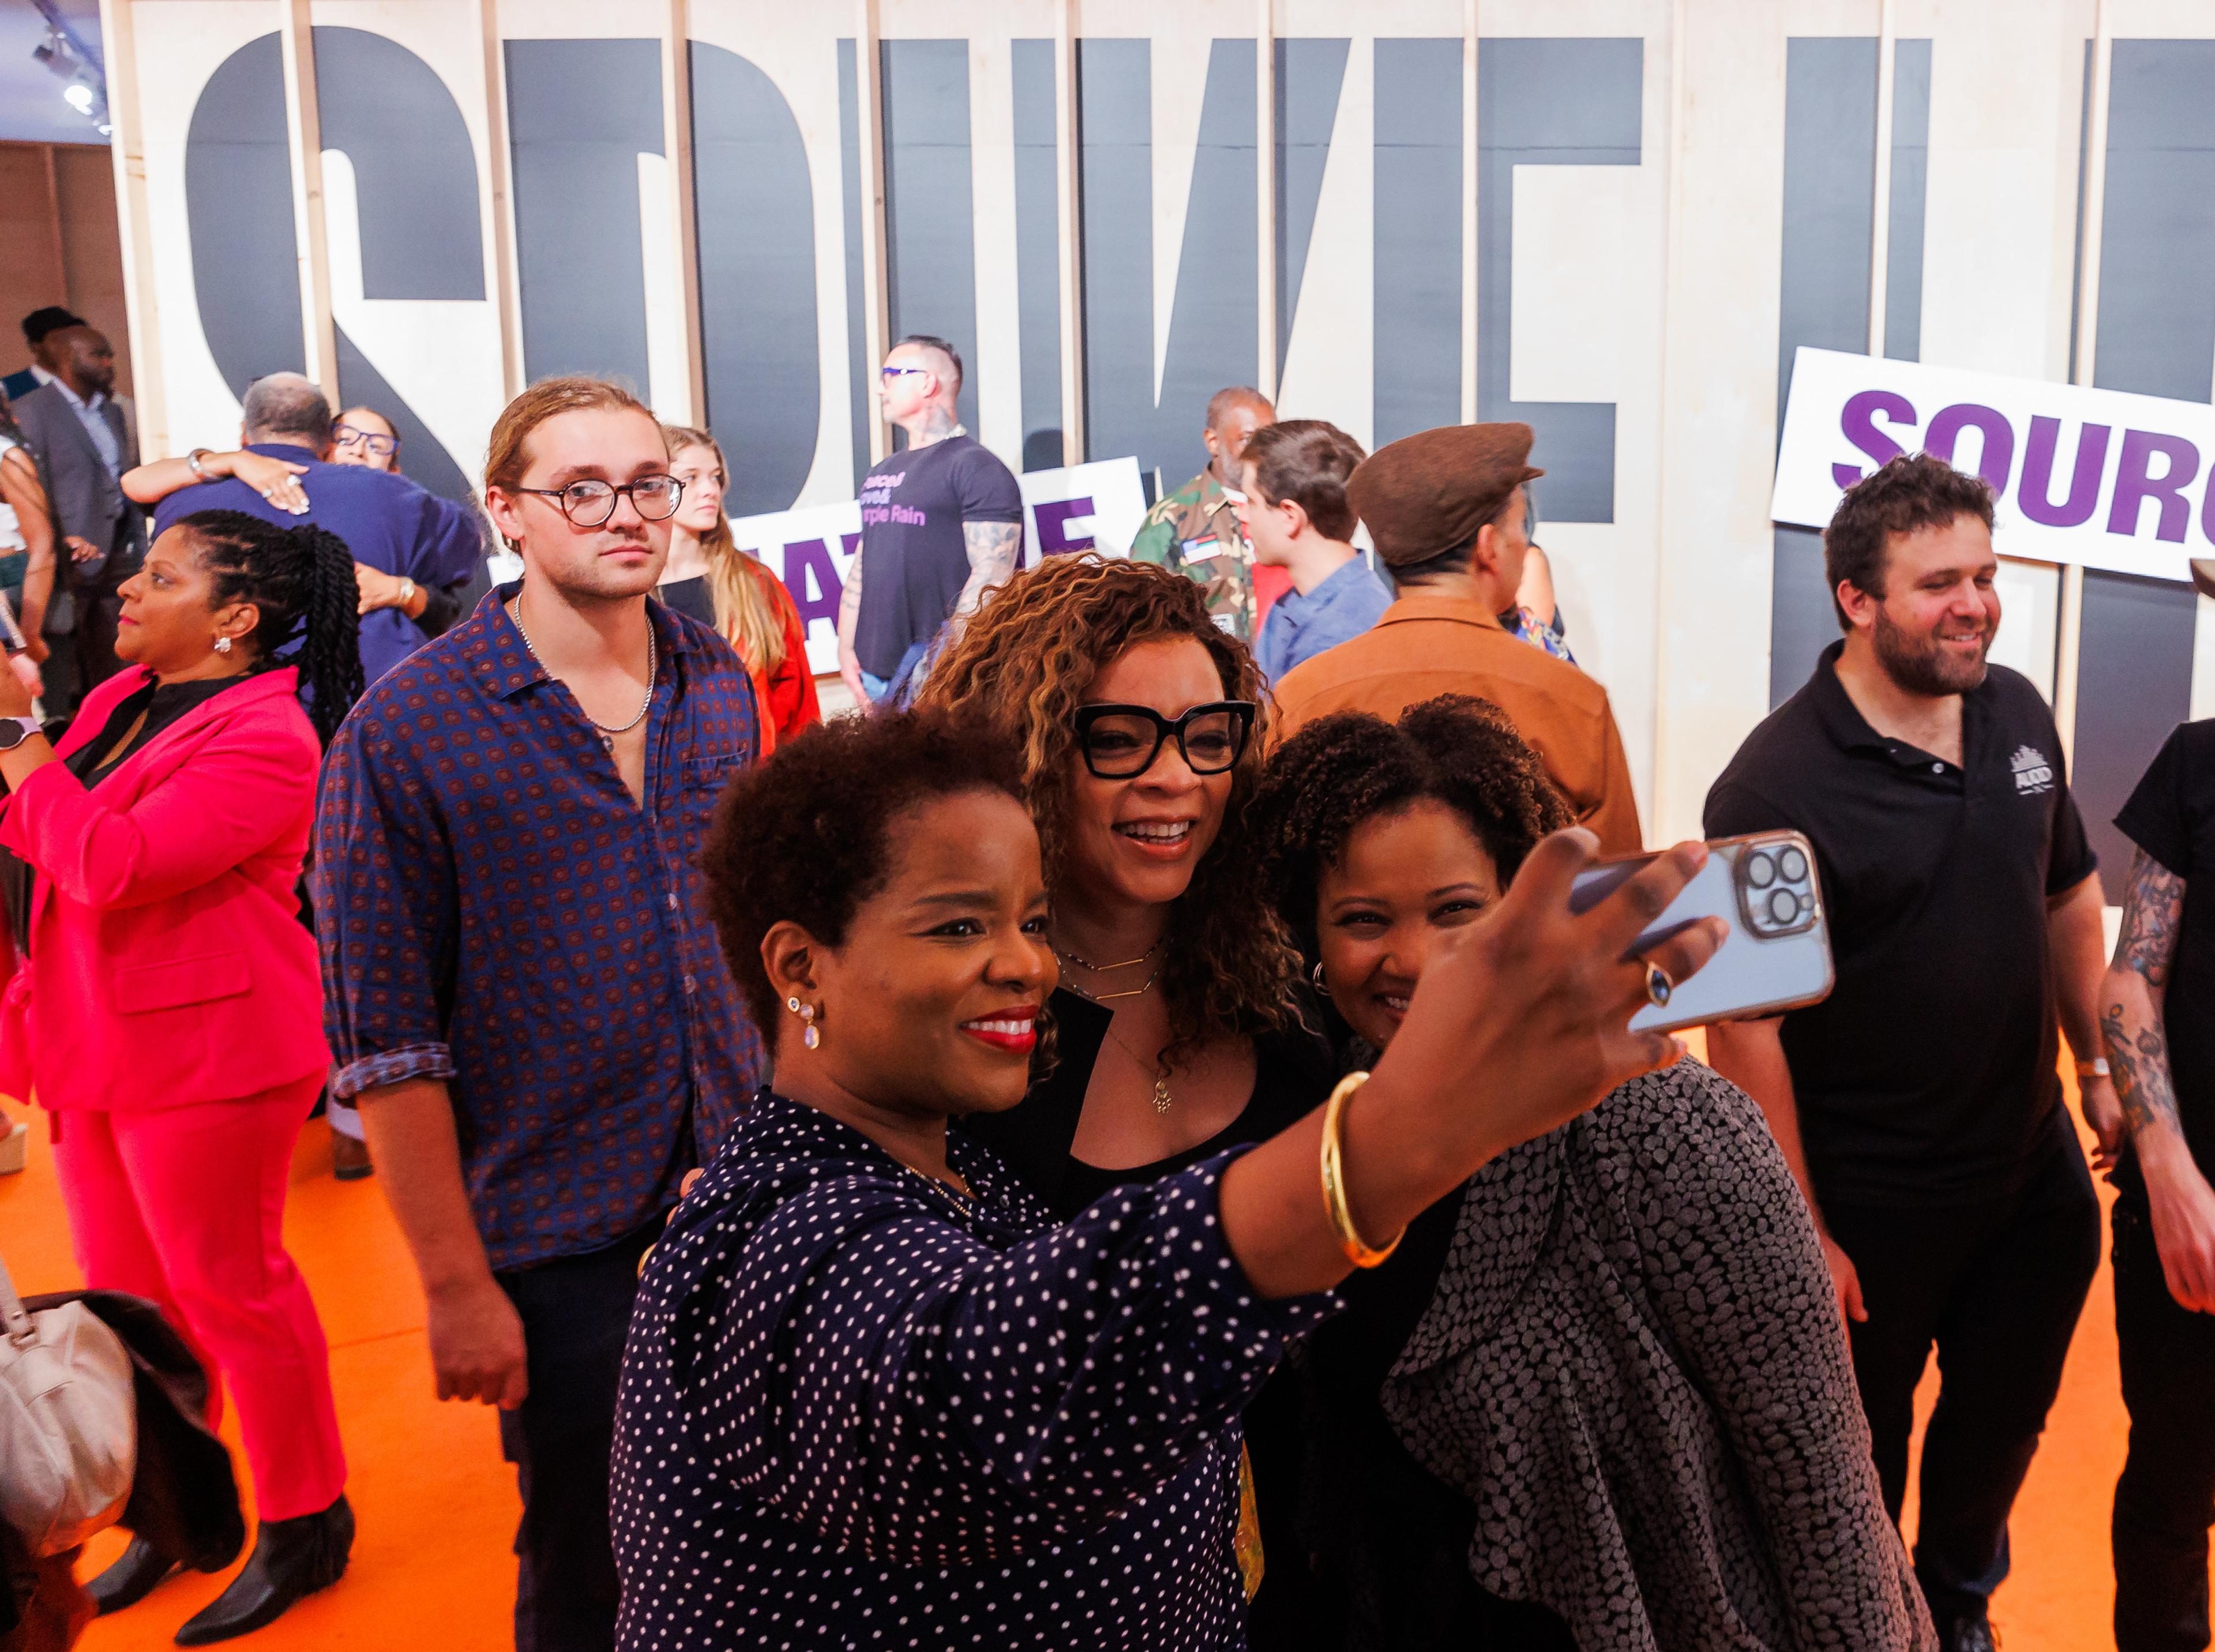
[2103,696,2215,1652]
[836,334,1024,708]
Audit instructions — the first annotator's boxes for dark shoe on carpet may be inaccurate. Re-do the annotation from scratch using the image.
[87,1536,179,1615]
[172,1493,354,1646]
[331,1133,373,1181]
[1940,1612,1999,1652]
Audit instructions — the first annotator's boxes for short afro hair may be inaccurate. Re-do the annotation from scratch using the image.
[702,710,1027,1035]
[1247,694,1572,953]
[1823,452,1995,631]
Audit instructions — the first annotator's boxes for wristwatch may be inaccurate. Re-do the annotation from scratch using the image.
[2075,1057,2111,1080]
[0,718,43,752]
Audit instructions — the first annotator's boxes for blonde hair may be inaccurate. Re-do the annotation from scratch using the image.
[662,426,787,675]
[484,376,659,494]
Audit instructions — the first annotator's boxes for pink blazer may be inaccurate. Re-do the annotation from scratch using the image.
[0,666,329,1110]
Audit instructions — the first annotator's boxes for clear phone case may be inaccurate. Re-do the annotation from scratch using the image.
[1568,830,1836,1034]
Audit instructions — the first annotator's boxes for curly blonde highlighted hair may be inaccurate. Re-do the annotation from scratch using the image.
[917,554,1301,1054]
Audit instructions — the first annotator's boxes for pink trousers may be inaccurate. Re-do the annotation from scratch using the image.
[50,1074,347,1522]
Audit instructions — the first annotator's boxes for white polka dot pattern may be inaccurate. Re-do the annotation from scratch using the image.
[611,1090,1335,1649]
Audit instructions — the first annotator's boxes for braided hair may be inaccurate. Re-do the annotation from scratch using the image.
[1246,694,1574,956]
[171,509,365,745]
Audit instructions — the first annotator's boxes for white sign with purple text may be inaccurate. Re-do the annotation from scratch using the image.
[1771,347,2215,583]
[729,456,1150,675]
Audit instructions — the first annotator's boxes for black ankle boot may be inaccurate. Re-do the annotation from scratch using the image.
[86,1535,179,1615]
[172,1493,354,1646]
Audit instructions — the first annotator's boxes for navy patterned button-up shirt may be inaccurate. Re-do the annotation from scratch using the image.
[316,584,767,1271]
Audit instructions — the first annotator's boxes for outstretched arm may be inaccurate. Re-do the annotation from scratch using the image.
[2104,848,2215,1313]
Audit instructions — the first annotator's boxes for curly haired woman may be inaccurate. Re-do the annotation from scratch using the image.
[1245,694,1932,1652]
[916,554,1334,1634]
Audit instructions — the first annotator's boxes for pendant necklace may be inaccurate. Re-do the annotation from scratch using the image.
[508,594,656,753]
[1102,1023,1175,1114]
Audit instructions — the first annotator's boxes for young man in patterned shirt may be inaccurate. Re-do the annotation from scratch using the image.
[317,377,765,1652]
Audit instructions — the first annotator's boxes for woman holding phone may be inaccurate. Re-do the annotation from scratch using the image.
[610,707,1724,1650]
[1243,694,1931,1652]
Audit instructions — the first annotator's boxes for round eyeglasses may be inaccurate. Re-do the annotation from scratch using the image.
[510,474,685,528]
[1073,701,1257,779]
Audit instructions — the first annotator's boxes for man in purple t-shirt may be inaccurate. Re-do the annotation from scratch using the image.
[835,335,1023,707]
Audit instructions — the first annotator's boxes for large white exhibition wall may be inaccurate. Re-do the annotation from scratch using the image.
[103,0,2215,886]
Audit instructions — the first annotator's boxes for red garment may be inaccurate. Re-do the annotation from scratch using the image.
[748,572,821,757]
[51,1074,347,1521]
[0,664,329,1108]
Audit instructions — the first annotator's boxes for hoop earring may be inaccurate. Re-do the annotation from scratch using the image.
[787,996,821,1050]
[212,636,232,655]
[1310,960,1330,998]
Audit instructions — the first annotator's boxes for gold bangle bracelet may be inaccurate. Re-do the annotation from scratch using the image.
[1319,1070,1402,1268]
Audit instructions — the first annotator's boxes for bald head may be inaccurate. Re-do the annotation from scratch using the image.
[241,373,333,448]
[1202,386,1275,486]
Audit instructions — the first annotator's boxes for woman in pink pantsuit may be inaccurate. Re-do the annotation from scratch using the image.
[0,509,366,1646]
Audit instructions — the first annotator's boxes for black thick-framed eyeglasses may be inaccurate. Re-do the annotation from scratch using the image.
[1073,700,1257,779]
[510,474,685,528]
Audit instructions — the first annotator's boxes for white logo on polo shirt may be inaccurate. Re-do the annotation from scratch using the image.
[2011,745,2055,795]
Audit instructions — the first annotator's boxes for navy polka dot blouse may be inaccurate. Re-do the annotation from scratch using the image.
[611,1090,1334,1649]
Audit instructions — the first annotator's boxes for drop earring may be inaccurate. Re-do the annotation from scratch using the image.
[800,1004,820,1049]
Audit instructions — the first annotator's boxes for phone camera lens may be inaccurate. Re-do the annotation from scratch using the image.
[1745,852,1776,888]
[1767,888,1800,926]
[1779,847,1808,883]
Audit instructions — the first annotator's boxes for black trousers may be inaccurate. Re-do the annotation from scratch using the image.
[2113,1195,2215,1652]
[1822,1144,2100,1631]
[495,1221,659,1652]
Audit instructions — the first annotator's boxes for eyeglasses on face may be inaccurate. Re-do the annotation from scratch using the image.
[879,365,930,381]
[510,474,685,528]
[333,423,399,456]
[1072,701,1257,780]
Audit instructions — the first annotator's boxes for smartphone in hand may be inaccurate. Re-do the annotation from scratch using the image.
[1568,831,1834,1034]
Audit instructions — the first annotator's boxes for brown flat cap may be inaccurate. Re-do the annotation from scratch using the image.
[1347,422,1543,567]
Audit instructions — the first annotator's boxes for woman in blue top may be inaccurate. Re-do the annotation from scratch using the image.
[610,709,1723,1651]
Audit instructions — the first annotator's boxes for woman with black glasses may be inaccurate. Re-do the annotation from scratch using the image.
[918,555,1336,1632]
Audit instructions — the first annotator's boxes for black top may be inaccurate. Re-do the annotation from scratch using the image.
[1705,641,2095,1208]
[655,575,716,629]
[2114,720,2215,1200]
[852,434,1023,679]
[2,672,248,954]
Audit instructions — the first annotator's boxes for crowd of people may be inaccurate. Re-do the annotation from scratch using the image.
[0,292,2209,1652]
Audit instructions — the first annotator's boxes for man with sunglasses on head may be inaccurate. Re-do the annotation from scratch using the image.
[315,377,767,1652]
[835,333,1023,709]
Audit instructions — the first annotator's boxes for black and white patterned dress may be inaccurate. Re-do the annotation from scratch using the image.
[610,1090,1333,1650]
[1375,1061,1936,1651]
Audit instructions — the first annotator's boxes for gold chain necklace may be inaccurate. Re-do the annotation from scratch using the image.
[1102,1022,1174,1114]
[1052,934,1163,1002]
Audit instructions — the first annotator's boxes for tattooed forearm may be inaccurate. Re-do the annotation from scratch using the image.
[955,521,1022,616]
[2103,999,2184,1140]
[836,546,864,631]
[2119,847,2186,988]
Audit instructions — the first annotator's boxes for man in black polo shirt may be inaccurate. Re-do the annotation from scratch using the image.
[1706,453,2117,1652]
[2101,682,2215,1652]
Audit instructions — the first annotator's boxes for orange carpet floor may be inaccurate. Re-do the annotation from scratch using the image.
[0,1079,2185,1651]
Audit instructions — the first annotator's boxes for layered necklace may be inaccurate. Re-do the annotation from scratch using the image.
[507,594,656,753]
[1053,934,1174,1113]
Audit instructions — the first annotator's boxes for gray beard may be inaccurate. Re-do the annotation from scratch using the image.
[1872,603,1990,697]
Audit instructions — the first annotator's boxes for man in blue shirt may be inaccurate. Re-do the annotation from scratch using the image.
[1234,419,1391,684]
[317,377,765,1652]
[145,374,482,685]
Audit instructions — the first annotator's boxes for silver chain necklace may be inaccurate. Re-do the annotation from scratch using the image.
[508,594,656,753]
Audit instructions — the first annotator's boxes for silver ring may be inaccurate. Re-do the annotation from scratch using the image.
[1645,963,1673,1008]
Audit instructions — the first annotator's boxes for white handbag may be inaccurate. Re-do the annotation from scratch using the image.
[0,1251,136,1556]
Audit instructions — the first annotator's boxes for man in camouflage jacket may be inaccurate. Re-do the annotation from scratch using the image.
[1128,386,1274,640]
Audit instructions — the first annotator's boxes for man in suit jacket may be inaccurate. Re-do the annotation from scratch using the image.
[0,306,85,404]
[12,325,141,715]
